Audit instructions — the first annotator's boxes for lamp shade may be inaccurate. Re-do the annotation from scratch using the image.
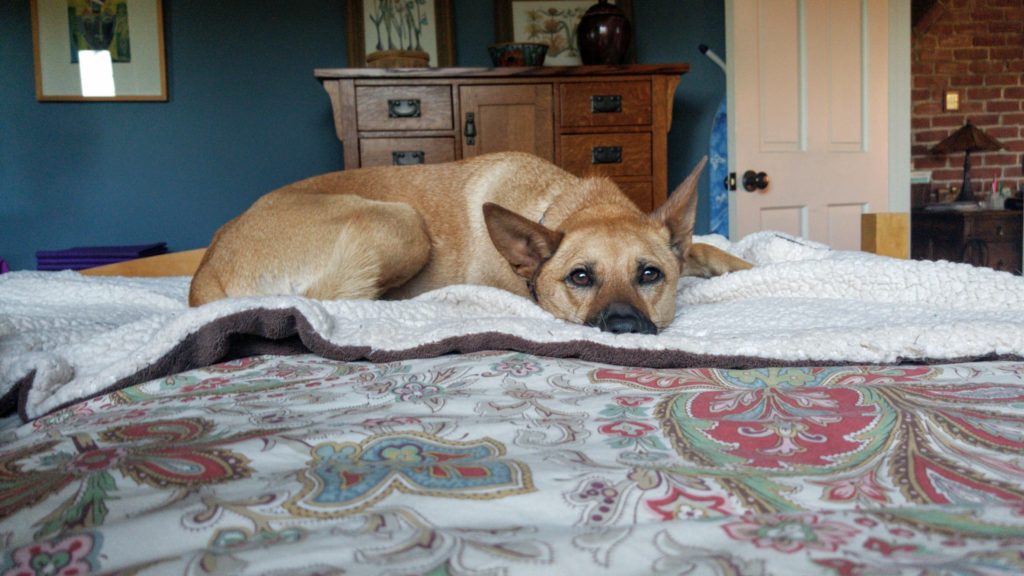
[930,121,1004,154]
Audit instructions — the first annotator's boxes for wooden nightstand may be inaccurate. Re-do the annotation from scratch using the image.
[314,65,689,212]
[911,209,1022,274]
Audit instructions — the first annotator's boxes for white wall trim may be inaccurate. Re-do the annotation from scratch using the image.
[888,0,911,213]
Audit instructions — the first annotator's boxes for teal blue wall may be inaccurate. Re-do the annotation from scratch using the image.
[0,1,725,271]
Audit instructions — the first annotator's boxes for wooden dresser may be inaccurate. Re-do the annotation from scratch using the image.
[314,65,689,211]
[911,209,1022,274]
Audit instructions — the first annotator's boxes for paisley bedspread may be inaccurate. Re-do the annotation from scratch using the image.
[2,352,1024,575]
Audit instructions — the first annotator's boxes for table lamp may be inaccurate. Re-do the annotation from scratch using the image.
[930,121,1004,203]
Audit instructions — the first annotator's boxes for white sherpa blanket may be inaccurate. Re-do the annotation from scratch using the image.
[3,232,1023,421]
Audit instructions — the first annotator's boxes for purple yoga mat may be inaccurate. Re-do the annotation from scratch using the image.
[35,242,167,260]
[37,261,132,271]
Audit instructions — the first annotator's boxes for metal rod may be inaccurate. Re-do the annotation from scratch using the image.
[699,44,727,73]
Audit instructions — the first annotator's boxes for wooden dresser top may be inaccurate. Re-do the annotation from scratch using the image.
[314,64,690,81]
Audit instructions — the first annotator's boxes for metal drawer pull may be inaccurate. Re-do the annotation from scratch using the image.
[464,112,476,145]
[392,151,425,165]
[388,99,421,118]
[997,225,1004,237]
[591,95,622,113]
[592,146,623,164]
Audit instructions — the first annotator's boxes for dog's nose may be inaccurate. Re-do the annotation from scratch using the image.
[591,303,658,335]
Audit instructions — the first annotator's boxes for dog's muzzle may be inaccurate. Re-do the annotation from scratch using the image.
[590,303,658,335]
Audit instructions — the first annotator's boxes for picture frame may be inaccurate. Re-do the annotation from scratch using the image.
[494,0,634,66]
[347,0,456,68]
[31,0,167,102]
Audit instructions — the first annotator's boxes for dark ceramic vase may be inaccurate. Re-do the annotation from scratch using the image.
[576,0,632,65]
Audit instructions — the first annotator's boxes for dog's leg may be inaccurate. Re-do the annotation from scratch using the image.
[305,200,431,300]
[190,195,431,305]
[682,244,753,277]
[188,270,225,306]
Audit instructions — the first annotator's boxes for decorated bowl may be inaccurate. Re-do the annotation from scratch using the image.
[488,42,549,67]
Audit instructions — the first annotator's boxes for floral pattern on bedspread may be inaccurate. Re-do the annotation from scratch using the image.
[2,353,1024,575]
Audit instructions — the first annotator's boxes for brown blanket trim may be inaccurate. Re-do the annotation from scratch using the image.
[2,375,27,419]
[12,307,1023,422]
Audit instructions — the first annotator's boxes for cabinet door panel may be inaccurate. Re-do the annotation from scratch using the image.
[460,85,554,161]
[967,215,1022,243]
[984,242,1022,274]
[910,216,961,262]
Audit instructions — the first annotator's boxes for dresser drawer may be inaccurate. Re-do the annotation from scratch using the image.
[560,81,652,127]
[560,133,652,178]
[965,214,1022,243]
[359,137,456,167]
[356,86,453,131]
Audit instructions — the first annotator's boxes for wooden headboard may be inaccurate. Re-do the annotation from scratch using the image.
[80,248,206,277]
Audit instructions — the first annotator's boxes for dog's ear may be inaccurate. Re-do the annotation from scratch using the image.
[483,202,564,279]
[650,156,707,266]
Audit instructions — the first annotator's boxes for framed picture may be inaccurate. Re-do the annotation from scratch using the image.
[31,0,167,101]
[347,0,456,68]
[494,0,633,66]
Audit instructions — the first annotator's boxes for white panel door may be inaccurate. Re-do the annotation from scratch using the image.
[727,0,890,250]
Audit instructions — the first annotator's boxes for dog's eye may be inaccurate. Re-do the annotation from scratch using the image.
[638,266,663,285]
[567,268,594,287]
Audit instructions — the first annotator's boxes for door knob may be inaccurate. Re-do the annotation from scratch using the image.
[742,170,770,192]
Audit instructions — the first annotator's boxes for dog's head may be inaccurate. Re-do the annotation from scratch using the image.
[484,157,712,335]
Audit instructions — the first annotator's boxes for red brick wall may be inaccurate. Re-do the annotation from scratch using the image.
[912,0,1024,196]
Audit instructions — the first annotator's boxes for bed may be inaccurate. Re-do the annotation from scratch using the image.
[2,232,1023,575]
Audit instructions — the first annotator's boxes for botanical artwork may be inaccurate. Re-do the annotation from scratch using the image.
[521,4,586,61]
[509,0,624,66]
[366,0,431,53]
[67,0,131,63]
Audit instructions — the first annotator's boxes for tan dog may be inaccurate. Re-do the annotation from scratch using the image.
[190,152,750,334]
